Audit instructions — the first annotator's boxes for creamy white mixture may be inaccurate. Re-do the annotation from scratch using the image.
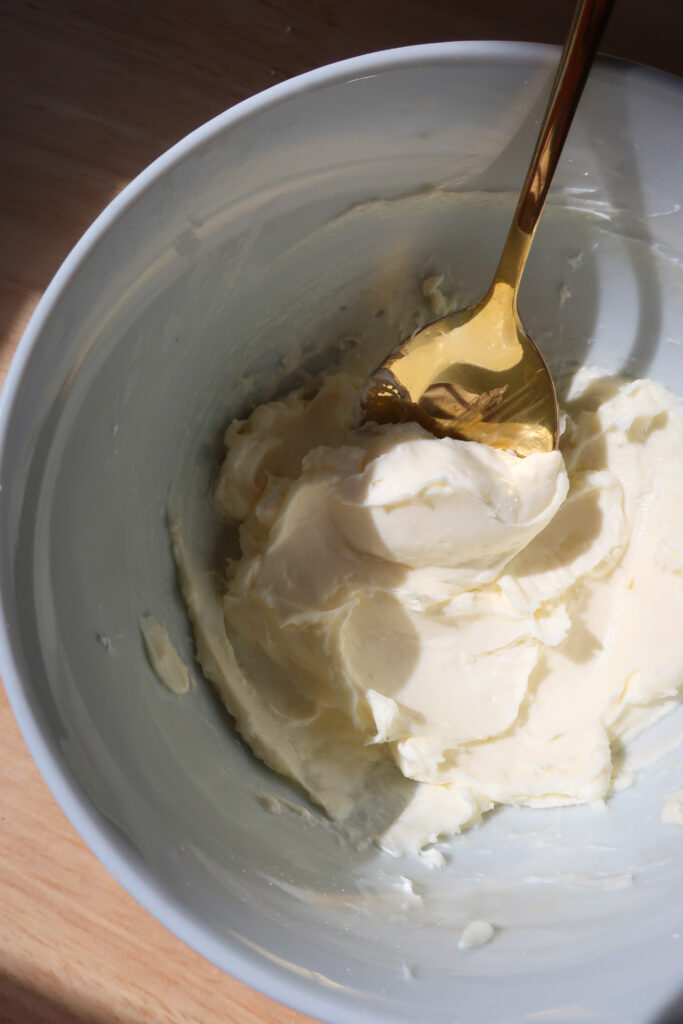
[173,368,683,854]
[140,615,190,695]
[662,790,683,826]
[458,920,495,950]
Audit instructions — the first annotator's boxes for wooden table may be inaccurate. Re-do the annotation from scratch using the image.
[1,2,681,1021]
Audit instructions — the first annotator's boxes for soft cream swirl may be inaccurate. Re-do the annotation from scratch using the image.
[173,370,683,853]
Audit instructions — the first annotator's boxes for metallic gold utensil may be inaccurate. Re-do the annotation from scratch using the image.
[362,0,615,456]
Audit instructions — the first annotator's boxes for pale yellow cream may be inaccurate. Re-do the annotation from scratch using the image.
[174,369,683,853]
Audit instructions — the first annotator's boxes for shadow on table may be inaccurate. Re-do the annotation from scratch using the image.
[0,970,135,1024]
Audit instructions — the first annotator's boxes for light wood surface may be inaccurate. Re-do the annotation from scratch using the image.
[1,2,682,1021]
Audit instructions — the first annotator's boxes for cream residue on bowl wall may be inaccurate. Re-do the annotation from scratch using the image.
[140,614,191,695]
[662,790,683,825]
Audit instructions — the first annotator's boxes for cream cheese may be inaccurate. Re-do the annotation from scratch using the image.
[662,790,683,826]
[458,920,495,950]
[174,369,683,853]
[140,615,190,696]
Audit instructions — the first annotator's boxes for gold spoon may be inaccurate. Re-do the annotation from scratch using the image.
[362,0,615,456]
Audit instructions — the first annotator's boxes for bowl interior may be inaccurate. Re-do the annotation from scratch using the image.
[4,47,683,1024]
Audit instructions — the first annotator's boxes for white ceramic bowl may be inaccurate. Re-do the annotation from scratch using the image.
[3,42,683,1024]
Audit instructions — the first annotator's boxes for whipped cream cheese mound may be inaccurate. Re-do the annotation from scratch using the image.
[173,370,683,854]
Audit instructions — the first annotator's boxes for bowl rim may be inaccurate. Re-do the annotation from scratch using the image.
[2,40,683,1024]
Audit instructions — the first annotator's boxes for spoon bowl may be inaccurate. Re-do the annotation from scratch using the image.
[361,279,559,456]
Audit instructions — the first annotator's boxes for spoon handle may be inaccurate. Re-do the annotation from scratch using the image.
[495,0,615,296]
